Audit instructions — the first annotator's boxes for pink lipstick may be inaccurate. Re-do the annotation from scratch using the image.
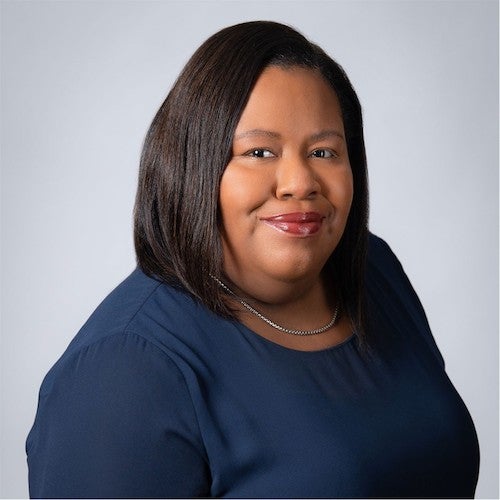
[260,212,324,236]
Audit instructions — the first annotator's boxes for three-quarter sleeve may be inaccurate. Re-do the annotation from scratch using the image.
[26,332,210,498]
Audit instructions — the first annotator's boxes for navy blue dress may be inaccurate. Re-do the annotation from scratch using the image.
[26,234,479,498]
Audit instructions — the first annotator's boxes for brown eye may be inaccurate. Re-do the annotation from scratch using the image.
[246,149,274,158]
[309,149,338,159]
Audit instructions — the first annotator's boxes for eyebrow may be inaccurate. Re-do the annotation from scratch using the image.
[310,129,345,141]
[233,129,345,141]
[234,129,281,141]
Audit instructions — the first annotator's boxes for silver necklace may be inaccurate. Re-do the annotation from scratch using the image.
[211,276,339,336]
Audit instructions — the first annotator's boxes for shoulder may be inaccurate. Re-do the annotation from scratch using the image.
[31,266,212,409]
[366,232,419,300]
[365,233,445,367]
[63,268,212,355]
[33,269,206,406]
[38,268,226,401]
[27,271,219,497]
[367,232,404,276]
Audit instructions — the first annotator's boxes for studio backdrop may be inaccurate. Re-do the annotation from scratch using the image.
[1,1,498,498]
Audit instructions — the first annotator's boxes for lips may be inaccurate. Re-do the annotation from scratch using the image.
[260,212,324,236]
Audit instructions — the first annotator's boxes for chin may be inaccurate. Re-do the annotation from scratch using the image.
[262,259,327,284]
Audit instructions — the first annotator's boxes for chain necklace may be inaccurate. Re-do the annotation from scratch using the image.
[211,276,339,336]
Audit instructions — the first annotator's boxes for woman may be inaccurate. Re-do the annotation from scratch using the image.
[26,21,479,498]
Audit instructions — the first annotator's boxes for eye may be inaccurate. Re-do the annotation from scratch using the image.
[245,148,275,158]
[309,149,338,159]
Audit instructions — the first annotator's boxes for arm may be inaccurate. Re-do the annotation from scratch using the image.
[27,332,210,498]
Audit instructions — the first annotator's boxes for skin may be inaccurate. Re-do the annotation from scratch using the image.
[219,66,354,351]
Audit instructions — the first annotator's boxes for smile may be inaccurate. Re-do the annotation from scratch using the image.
[260,212,324,236]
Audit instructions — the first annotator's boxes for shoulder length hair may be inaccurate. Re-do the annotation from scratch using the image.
[134,21,369,344]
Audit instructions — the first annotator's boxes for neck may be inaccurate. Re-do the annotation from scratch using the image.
[213,275,339,336]
[215,273,353,352]
[218,272,337,333]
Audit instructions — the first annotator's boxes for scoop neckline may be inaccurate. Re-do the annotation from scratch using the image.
[236,321,357,354]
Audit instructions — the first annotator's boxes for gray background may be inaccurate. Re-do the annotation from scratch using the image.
[1,0,498,497]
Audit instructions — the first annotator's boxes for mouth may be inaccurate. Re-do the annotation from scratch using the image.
[260,212,324,236]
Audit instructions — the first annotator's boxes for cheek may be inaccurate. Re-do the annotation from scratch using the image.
[219,167,270,235]
[323,168,354,215]
[219,168,269,275]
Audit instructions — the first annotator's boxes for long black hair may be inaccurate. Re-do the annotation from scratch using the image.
[134,21,369,344]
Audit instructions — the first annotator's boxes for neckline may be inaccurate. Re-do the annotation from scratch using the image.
[235,321,357,354]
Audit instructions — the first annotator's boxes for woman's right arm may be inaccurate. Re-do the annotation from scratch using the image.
[26,332,210,498]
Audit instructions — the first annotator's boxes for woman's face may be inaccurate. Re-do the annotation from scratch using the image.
[219,66,353,297]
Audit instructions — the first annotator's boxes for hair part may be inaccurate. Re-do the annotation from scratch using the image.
[134,21,369,346]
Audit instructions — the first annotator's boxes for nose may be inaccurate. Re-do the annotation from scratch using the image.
[275,155,320,200]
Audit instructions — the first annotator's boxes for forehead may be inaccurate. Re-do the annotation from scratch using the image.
[234,65,344,135]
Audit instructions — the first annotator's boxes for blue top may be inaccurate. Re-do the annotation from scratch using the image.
[26,234,479,498]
